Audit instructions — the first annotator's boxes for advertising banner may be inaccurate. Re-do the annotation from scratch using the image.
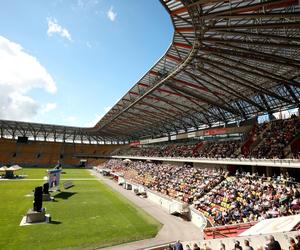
[48,169,61,190]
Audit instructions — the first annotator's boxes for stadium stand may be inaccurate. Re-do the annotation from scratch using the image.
[0,138,121,167]
[100,159,300,230]
[1,0,300,249]
[115,116,300,160]
[195,173,300,226]
[249,115,300,159]
[104,159,226,203]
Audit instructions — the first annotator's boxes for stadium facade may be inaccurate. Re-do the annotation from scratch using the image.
[0,0,300,166]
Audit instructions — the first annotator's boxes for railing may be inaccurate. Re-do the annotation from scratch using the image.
[204,222,257,239]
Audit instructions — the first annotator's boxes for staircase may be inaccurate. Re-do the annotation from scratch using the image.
[249,123,270,155]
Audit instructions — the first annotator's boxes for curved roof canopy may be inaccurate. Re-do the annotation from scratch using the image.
[1,0,300,143]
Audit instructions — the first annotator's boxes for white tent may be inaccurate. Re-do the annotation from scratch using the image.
[239,214,300,236]
[0,166,8,172]
[9,165,22,171]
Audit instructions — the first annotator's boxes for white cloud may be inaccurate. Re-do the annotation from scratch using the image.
[47,17,72,41]
[41,103,57,114]
[0,36,57,121]
[107,6,117,21]
[0,36,57,94]
[0,92,39,121]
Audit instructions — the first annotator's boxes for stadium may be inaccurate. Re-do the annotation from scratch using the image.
[1,0,300,249]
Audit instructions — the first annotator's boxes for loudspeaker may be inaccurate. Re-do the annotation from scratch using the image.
[17,136,28,143]
[43,183,49,194]
[33,186,43,212]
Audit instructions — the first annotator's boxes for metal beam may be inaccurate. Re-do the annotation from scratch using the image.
[184,69,266,112]
[201,59,296,105]
[200,51,300,89]
[166,81,242,116]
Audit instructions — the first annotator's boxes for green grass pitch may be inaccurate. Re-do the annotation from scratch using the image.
[0,168,161,250]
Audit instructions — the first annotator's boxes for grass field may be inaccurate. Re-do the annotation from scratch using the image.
[0,168,161,250]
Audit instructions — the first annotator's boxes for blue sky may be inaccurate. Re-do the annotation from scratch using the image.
[0,0,173,127]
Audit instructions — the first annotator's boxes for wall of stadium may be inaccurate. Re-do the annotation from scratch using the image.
[120,178,207,229]
[189,207,208,231]
[0,138,123,167]
[146,190,186,214]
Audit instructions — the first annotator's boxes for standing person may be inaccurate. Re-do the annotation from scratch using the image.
[244,240,254,250]
[233,241,243,250]
[166,243,174,250]
[220,243,226,250]
[185,244,192,250]
[202,243,212,250]
[193,243,200,250]
[265,235,281,250]
[174,240,184,250]
[55,160,61,169]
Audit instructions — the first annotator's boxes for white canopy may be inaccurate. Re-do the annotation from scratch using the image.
[239,214,300,236]
[0,165,22,172]
[9,165,22,171]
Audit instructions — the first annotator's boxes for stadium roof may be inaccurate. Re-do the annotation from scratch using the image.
[1,0,300,143]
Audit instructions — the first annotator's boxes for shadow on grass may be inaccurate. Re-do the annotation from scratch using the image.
[53,192,77,200]
[49,220,61,225]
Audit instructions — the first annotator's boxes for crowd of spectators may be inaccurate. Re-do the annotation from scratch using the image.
[121,142,204,158]
[198,140,241,158]
[195,171,300,226]
[104,159,226,203]
[119,140,241,159]
[102,160,300,227]
[250,115,300,159]
[116,116,300,160]
[169,234,300,250]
